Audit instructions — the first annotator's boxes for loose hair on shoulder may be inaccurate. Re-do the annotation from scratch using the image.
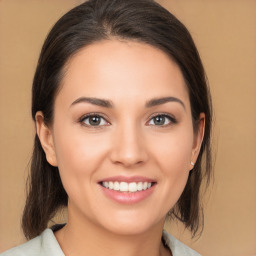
[22,0,212,240]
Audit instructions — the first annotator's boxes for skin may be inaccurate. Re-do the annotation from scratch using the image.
[36,39,205,256]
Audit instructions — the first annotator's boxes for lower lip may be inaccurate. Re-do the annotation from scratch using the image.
[99,184,156,204]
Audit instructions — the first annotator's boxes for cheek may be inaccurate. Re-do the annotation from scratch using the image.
[52,125,110,194]
[54,122,107,168]
[149,126,194,208]
[152,127,194,172]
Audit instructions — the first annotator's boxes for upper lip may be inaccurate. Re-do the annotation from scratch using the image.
[98,176,156,183]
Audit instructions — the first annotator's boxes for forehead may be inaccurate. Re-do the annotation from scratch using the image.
[57,39,190,108]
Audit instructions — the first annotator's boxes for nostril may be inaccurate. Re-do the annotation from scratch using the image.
[110,151,148,167]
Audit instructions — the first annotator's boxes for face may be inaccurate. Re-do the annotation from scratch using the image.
[37,39,204,236]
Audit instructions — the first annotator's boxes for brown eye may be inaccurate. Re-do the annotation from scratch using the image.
[81,114,108,127]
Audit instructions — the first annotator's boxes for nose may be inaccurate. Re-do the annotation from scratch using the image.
[109,123,149,168]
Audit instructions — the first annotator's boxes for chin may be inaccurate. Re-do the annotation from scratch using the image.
[97,211,164,236]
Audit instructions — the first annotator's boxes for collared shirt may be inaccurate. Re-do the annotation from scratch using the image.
[1,228,201,256]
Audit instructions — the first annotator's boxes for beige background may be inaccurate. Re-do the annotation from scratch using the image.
[0,0,255,255]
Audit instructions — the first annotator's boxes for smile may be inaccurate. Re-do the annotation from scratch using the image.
[100,181,155,193]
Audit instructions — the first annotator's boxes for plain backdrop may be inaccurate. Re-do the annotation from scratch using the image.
[0,0,255,255]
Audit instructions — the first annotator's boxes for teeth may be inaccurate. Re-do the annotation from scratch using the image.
[101,181,153,192]
[120,182,128,192]
[109,181,114,189]
[129,182,137,192]
[114,181,119,190]
[137,182,143,191]
[102,181,109,188]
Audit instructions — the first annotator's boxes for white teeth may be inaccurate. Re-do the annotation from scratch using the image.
[102,181,109,188]
[120,182,128,192]
[109,181,114,189]
[114,181,119,190]
[128,182,137,192]
[101,181,153,192]
[137,182,143,191]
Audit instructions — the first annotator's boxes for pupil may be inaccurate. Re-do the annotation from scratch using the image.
[154,116,164,125]
[89,116,100,125]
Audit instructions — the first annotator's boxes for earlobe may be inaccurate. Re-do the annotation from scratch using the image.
[35,111,58,167]
[190,113,205,170]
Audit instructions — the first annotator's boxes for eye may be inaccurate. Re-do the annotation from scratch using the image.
[80,114,109,127]
[148,114,176,126]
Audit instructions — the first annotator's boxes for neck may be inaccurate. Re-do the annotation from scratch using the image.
[54,210,171,256]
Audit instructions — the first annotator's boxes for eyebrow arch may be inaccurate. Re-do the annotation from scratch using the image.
[70,97,113,108]
[145,96,185,110]
[70,96,185,110]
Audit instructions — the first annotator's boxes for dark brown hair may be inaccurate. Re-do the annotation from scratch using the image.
[22,0,212,239]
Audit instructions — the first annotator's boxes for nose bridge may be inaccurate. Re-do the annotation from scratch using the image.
[110,118,148,167]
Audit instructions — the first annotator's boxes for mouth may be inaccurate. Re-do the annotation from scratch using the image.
[98,176,157,204]
[99,181,157,193]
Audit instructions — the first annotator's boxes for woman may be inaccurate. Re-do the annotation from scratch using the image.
[1,0,212,255]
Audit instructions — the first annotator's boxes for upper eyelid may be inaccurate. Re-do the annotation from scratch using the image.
[79,113,110,128]
[79,112,176,127]
[79,112,175,120]
[148,112,174,119]
[147,112,176,121]
[80,112,109,121]
[147,113,176,126]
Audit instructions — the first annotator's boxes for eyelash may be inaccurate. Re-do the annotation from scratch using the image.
[148,113,177,127]
[79,112,177,128]
[79,113,110,128]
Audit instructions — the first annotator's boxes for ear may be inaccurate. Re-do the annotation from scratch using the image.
[35,111,58,167]
[190,113,205,170]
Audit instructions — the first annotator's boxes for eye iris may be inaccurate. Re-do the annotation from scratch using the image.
[89,116,101,126]
[154,115,165,125]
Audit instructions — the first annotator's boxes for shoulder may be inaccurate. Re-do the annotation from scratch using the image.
[162,230,201,256]
[0,229,64,256]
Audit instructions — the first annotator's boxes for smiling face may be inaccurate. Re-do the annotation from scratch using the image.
[36,39,204,236]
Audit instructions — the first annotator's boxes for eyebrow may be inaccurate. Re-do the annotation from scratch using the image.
[145,96,185,110]
[70,96,185,109]
[70,97,114,108]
